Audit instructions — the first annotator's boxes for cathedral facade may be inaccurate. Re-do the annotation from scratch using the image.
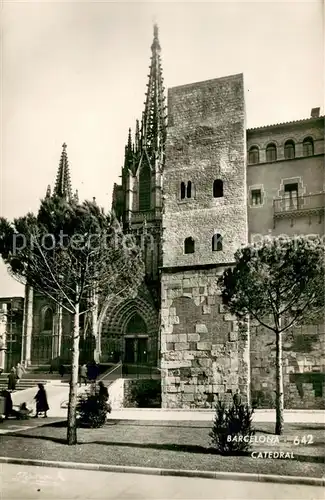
[4,26,324,409]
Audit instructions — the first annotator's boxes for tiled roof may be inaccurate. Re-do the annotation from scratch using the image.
[247,115,324,132]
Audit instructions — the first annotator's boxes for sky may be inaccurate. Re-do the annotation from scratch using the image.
[0,0,324,297]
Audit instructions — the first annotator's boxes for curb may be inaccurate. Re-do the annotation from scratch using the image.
[0,457,324,487]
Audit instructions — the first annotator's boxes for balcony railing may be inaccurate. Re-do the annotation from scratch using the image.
[274,193,325,217]
[131,209,162,223]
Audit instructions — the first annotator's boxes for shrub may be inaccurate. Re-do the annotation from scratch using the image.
[76,392,107,428]
[209,400,255,455]
[130,379,161,408]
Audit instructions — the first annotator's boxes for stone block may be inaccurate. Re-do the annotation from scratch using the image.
[170,282,182,289]
[195,324,208,334]
[161,308,169,319]
[163,360,192,368]
[229,331,238,341]
[194,296,204,306]
[173,334,187,342]
[169,307,176,316]
[207,296,216,305]
[170,316,180,325]
[196,350,210,358]
[192,287,200,297]
[197,342,212,350]
[224,313,236,321]
[174,343,190,351]
[166,385,178,393]
[183,385,195,393]
[232,321,239,332]
[198,358,211,367]
[196,385,207,394]
[203,305,211,314]
[165,351,182,361]
[184,352,195,360]
[188,333,200,342]
[219,303,226,313]
[162,325,174,335]
[182,393,195,402]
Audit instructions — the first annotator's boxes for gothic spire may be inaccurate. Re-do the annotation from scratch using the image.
[141,24,167,164]
[45,185,51,198]
[123,128,134,172]
[53,143,73,201]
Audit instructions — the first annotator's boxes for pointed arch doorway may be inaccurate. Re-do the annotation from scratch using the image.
[124,313,149,364]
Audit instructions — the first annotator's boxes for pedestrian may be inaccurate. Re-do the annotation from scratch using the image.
[34,383,49,418]
[87,361,96,382]
[17,402,32,420]
[233,388,242,406]
[79,364,88,386]
[58,364,65,378]
[8,367,17,391]
[1,390,13,419]
[16,362,25,383]
[98,381,108,402]
[98,381,111,414]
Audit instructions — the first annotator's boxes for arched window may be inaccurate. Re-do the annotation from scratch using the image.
[284,140,295,159]
[303,137,314,156]
[212,233,223,251]
[186,181,192,199]
[266,143,277,162]
[42,308,53,331]
[139,165,151,211]
[180,182,186,200]
[213,179,223,198]
[184,237,195,254]
[248,146,259,164]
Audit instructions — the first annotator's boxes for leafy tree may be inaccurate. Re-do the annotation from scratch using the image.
[219,236,324,435]
[0,196,144,444]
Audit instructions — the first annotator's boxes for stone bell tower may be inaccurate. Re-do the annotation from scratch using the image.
[160,74,250,408]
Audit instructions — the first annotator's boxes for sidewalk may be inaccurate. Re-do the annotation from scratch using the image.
[1,463,324,499]
[8,382,325,423]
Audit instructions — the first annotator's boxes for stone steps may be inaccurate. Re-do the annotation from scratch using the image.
[0,377,49,392]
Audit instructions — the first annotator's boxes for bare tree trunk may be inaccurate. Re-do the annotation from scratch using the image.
[275,328,284,435]
[92,290,100,363]
[67,302,80,445]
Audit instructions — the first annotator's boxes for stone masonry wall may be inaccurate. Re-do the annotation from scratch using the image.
[160,268,250,408]
[251,320,325,409]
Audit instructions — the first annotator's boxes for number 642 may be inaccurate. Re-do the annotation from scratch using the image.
[293,435,313,445]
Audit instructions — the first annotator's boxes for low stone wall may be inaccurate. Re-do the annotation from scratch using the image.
[251,321,325,409]
[108,378,124,409]
[123,379,136,408]
[123,379,161,408]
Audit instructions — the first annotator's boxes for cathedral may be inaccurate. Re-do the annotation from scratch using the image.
[0,25,324,409]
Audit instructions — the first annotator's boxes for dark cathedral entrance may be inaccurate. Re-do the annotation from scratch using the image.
[124,313,148,364]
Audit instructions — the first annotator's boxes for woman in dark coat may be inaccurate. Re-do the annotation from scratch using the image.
[1,390,13,419]
[34,383,49,418]
[7,368,17,391]
[98,381,108,402]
